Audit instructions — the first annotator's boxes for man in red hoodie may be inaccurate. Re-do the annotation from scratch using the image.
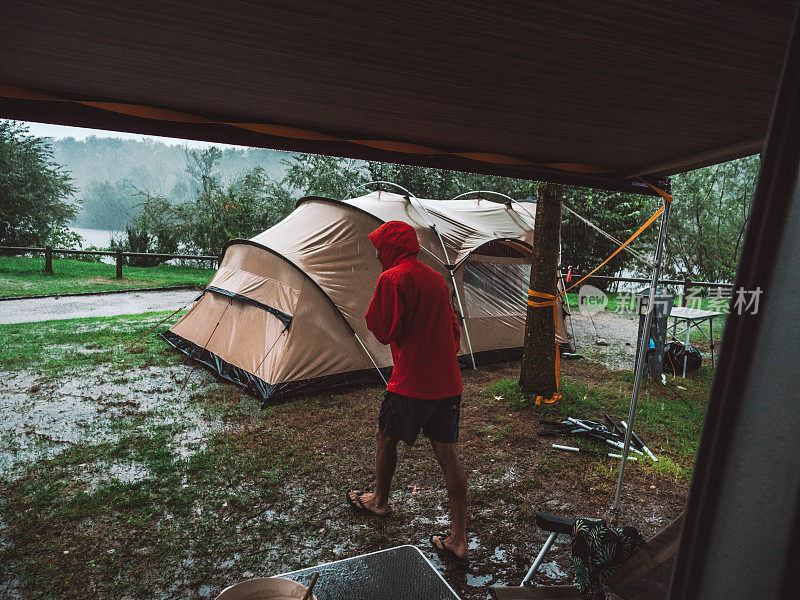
[347,220,469,565]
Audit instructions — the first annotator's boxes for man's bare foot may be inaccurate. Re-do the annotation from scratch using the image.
[430,534,469,565]
[346,490,390,516]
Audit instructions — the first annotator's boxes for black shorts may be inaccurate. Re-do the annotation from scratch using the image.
[378,390,462,446]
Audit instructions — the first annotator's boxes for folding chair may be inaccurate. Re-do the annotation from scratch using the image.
[490,511,684,600]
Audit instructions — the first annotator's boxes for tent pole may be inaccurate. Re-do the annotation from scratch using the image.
[612,194,671,516]
[447,265,477,370]
[354,331,388,386]
[407,196,478,370]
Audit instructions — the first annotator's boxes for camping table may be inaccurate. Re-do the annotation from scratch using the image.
[669,306,725,376]
[278,545,461,600]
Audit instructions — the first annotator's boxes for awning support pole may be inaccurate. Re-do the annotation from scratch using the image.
[612,195,671,516]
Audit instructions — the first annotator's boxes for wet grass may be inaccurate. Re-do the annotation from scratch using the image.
[0,312,702,599]
[1,423,307,599]
[0,256,214,297]
[0,310,187,373]
[484,364,711,482]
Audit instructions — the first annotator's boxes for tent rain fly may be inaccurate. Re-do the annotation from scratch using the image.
[164,192,568,401]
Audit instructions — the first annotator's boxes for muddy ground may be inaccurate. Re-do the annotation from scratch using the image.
[0,318,699,600]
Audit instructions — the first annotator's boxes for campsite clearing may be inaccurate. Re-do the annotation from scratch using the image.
[0,311,705,600]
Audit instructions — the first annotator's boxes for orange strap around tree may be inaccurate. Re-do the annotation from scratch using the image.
[526,188,670,405]
[526,290,563,405]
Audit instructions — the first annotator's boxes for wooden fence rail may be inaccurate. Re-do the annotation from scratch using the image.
[1,245,219,279]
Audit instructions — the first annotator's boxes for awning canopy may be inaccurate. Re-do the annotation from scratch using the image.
[0,1,796,194]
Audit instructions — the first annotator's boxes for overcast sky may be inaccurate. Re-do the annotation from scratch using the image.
[20,120,244,149]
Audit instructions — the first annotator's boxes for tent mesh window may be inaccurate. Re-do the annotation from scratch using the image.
[462,241,530,319]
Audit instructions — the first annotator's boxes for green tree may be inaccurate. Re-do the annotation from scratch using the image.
[367,162,457,198]
[559,188,653,282]
[279,153,539,201]
[185,147,223,197]
[367,162,537,201]
[666,155,759,282]
[118,191,180,265]
[0,120,78,247]
[174,165,296,255]
[228,166,295,232]
[119,151,298,257]
[283,154,368,199]
[78,179,136,230]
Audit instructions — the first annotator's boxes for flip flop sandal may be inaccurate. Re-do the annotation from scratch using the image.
[430,534,469,567]
[345,490,391,517]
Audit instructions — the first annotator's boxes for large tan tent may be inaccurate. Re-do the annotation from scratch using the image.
[164,191,568,401]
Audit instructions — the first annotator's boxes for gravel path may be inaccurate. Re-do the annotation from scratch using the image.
[0,289,201,324]
[567,310,641,370]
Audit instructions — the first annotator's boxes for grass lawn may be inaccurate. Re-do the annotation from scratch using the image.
[564,290,732,315]
[0,256,215,298]
[0,312,706,599]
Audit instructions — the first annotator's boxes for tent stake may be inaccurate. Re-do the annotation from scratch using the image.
[612,194,671,517]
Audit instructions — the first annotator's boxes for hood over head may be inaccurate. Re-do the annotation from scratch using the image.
[368,220,421,271]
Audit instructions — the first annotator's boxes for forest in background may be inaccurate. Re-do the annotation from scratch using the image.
[50,136,291,230]
[1,120,760,282]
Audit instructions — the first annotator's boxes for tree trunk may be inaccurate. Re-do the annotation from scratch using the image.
[520,183,563,399]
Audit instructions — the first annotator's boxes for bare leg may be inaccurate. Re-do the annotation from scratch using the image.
[348,429,398,516]
[430,439,468,559]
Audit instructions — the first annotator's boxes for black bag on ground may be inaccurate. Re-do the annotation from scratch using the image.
[663,341,702,375]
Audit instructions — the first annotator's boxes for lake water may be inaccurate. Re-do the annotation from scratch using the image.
[69,227,122,249]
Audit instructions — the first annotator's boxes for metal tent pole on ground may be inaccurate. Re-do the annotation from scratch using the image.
[612,191,672,515]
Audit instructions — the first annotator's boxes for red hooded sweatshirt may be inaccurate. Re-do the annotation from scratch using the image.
[365,221,463,399]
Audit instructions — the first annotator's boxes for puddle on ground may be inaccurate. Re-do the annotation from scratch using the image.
[465,573,493,587]
[73,460,152,491]
[492,546,508,562]
[0,365,222,477]
[501,466,520,483]
[538,560,569,580]
[170,417,217,459]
